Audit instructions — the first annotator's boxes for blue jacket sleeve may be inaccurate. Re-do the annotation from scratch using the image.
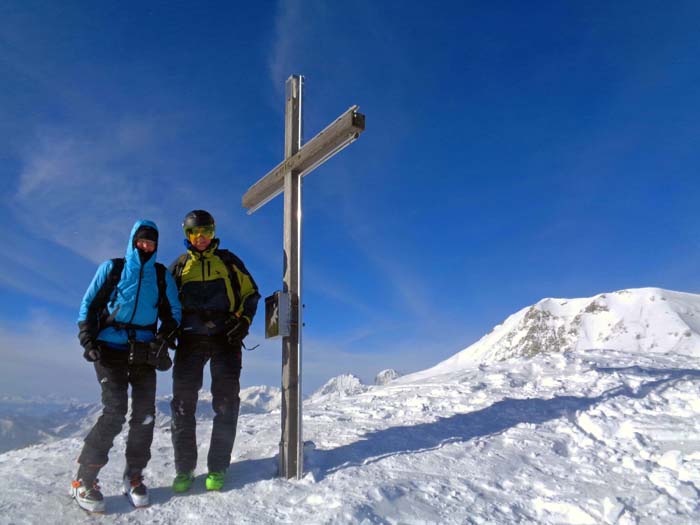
[78,260,112,322]
[77,260,113,346]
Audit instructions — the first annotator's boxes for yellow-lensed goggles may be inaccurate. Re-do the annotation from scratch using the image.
[184,225,215,240]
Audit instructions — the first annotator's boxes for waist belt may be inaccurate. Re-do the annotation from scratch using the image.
[127,341,163,367]
[101,306,157,334]
[110,321,157,332]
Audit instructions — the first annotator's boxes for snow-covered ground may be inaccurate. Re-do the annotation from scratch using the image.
[1,288,699,524]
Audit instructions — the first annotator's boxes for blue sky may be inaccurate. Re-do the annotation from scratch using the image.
[1,1,700,401]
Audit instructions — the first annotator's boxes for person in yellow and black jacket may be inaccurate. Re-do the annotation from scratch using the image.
[168,209,260,493]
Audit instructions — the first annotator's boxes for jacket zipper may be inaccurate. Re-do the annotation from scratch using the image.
[128,264,145,325]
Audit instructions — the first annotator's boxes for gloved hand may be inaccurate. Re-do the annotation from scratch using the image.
[149,337,173,371]
[156,351,173,372]
[225,317,250,346]
[157,320,178,349]
[82,341,101,363]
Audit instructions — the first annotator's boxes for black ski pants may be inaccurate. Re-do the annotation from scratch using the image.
[78,359,156,479]
[171,337,242,474]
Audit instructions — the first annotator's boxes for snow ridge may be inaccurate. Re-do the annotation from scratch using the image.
[374,369,401,385]
[310,373,367,400]
[409,288,700,382]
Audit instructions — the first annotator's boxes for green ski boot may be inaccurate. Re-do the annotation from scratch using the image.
[205,471,225,491]
[172,472,194,493]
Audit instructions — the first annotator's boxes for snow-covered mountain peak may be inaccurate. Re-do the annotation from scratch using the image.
[407,288,700,382]
[374,369,401,385]
[310,373,367,400]
[239,385,282,413]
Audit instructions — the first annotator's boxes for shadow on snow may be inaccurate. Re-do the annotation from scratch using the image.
[306,366,700,481]
[100,364,700,510]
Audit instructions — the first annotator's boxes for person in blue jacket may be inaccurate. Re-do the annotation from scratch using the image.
[70,220,181,513]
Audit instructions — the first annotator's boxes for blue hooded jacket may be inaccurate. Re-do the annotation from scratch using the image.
[78,220,182,349]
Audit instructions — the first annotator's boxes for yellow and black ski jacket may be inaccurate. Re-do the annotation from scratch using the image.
[169,239,260,337]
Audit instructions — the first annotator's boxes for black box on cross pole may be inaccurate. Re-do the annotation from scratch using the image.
[265,291,290,339]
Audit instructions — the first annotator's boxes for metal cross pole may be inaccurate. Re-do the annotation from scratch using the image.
[242,75,365,479]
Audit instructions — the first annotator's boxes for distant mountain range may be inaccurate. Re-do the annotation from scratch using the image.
[0,385,282,454]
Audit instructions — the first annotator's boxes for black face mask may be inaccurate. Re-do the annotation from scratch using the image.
[138,249,155,264]
[133,226,158,264]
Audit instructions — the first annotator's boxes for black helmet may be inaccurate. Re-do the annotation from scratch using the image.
[183,209,215,231]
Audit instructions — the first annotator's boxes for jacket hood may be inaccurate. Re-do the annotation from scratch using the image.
[127,219,159,267]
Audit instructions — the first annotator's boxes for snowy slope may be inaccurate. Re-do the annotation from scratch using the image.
[409,287,700,381]
[1,288,699,524]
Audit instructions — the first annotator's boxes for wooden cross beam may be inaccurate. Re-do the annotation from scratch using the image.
[242,75,365,479]
[243,102,365,214]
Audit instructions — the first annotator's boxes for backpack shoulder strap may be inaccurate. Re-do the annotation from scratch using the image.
[216,248,258,290]
[111,258,125,278]
[170,254,190,289]
[216,248,242,268]
[215,249,242,299]
[93,257,124,311]
[154,262,166,306]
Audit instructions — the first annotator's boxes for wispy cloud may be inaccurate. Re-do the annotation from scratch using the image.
[268,0,344,94]
[12,118,181,264]
[268,0,306,89]
[0,310,97,401]
[310,166,439,327]
[264,1,462,362]
[0,231,83,308]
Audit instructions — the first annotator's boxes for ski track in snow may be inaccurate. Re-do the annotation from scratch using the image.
[2,288,700,524]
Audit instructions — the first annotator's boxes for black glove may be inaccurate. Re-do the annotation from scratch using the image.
[156,351,172,372]
[82,341,101,363]
[148,337,172,371]
[157,320,179,349]
[225,317,250,345]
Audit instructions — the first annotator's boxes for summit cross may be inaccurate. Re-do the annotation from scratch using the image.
[242,75,365,479]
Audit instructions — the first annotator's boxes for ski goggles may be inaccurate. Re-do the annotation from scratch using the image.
[184,225,215,241]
